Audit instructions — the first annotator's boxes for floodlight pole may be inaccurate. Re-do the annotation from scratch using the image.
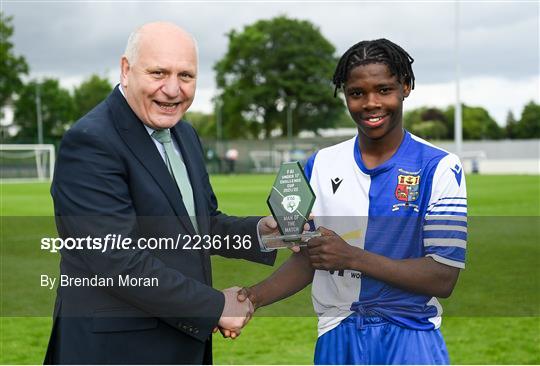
[35,81,45,179]
[454,0,463,156]
[215,98,223,172]
[287,103,292,148]
[216,98,223,142]
[35,82,43,145]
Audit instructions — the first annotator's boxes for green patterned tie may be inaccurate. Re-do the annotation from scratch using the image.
[152,129,198,233]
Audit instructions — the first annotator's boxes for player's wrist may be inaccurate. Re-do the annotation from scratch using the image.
[238,286,261,310]
[248,285,262,309]
[345,246,364,271]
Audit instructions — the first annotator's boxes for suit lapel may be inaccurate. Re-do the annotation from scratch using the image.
[106,87,197,236]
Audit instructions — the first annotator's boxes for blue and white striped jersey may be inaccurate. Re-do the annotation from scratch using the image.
[304,131,467,337]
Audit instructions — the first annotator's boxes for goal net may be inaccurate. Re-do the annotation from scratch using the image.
[0,144,55,182]
[249,150,283,173]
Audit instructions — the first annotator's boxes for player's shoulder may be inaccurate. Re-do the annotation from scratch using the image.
[410,135,466,193]
[407,132,462,170]
[408,133,449,158]
[305,136,356,180]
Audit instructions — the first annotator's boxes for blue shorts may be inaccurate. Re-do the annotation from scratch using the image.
[314,315,449,365]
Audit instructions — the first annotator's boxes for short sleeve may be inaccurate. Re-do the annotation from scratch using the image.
[303,151,318,182]
[423,153,467,269]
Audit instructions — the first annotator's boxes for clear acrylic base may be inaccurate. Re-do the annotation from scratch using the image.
[261,231,321,250]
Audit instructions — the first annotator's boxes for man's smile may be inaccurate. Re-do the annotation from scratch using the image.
[361,113,389,128]
[154,100,180,113]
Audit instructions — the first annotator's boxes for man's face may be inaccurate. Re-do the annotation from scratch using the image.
[120,28,197,130]
[344,62,410,142]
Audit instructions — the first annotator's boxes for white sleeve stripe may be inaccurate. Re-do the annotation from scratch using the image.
[431,203,467,208]
[426,215,467,222]
[429,206,467,213]
[427,211,467,217]
[424,225,468,233]
[427,254,465,269]
[428,197,467,207]
[428,203,467,210]
[424,238,467,249]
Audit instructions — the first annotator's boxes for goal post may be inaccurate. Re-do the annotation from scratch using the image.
[0,144,55,182]
[249,150,282,173]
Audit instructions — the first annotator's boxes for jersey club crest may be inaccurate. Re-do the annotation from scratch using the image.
[393,174,420,212]
[395,174,420,202]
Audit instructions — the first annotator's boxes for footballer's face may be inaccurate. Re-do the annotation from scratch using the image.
[344,62,410,144]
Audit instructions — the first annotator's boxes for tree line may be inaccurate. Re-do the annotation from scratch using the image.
[404,103,539,140]
[1,14,113,144]
[1,13,538,145]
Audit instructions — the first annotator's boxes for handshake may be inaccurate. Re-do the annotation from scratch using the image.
[215,286,257,339]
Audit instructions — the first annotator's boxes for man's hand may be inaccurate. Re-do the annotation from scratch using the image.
[222,287,258,339]
[307,226,358,271]
[257,216,280,237]
[217,286,254,339]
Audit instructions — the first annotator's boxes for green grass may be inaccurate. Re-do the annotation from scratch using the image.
[0,182,54,216]
[0,175,539,364]
[465,175,540,216]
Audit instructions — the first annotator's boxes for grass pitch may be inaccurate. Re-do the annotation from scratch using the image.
[0,174,539,364]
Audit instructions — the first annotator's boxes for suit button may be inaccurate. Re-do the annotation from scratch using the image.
[194,329,199,334]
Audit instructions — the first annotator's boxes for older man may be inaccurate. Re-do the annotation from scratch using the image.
[44,22,276,364]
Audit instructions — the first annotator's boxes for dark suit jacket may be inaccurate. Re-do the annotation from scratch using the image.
[45,86,275,364]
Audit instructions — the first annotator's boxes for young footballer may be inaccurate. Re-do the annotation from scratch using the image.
[238,39,467,364]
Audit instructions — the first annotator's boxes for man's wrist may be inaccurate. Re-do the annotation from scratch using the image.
[219,290,229,319]
[256,217,276,252]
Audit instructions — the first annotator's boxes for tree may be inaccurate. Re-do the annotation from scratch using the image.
[404,107,426,131]
[184,111,216,138]
[214,16,344,138]
[13,78,75,143]
[404,106,451,139]
[409,120,448,140]
[445,104,503,140]
[73,74,112,119]
[421,108,448,125]
[0,13,29,115]
[333,110,357,128]
[515,101,540,139]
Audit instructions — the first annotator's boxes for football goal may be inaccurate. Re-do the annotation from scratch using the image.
[0,144,55,182]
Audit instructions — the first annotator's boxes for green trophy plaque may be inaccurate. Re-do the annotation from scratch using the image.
[261,161,320,250]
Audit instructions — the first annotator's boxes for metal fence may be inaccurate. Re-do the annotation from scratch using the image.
[201,137,540,175]
[201,136,349,174]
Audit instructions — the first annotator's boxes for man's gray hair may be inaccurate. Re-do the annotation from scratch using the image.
[124,27,142,64]
[123,22,198,65]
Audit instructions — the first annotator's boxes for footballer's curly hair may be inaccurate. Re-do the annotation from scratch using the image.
[332,39,415,97]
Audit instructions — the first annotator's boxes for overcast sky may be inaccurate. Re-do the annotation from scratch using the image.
[4,0,539,126]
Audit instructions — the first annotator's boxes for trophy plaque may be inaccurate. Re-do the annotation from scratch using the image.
[261,161,320,250]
